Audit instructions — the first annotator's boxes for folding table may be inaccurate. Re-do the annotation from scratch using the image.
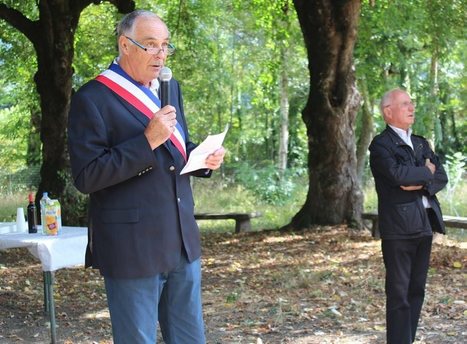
[0,224,87,343]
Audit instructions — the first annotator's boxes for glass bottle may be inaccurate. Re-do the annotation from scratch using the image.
[27,192,38,234]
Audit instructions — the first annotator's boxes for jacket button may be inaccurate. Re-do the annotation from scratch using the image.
[177,197,181,203]
[169,166,175,171]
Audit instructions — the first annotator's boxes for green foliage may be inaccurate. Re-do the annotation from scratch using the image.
[0,106,29,172]
[443,152,466,216]
[192,171,307,231]
[135,0,308,169]
[60,175,89,226]
[0,3,40,175]
[355,0,466,154]
[0,193,26,222]
[0,2,38,108]
[72,3,122,87]
[0,164,40,222]
[0,0,465,228]
[0,165,39,195]
[364,171,467,218]
[232,162,305,205]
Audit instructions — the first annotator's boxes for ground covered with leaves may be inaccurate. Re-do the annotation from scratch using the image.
[1,226,466,343]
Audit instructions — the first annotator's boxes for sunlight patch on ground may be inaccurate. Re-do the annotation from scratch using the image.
[262,234,305,244]
[433,232,467,249]
[290,333,380,343]
[348,240,379,248]
[82,309,109,319]
[219,238,240,246]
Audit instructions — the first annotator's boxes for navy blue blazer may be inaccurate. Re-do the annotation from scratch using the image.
[68,77,210,278]
[369,126,448,240]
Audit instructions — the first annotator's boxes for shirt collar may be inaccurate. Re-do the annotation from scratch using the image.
[149,78,160,94]
[389,124,413,148]
[114,58,158,92]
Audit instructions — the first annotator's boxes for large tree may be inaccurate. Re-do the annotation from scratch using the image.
[0,0,135,205]
[286,0,363,229]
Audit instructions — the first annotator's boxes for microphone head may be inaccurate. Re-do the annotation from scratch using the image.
[160,67,172,82]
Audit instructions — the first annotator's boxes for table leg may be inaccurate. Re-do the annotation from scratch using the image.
[43,271,57,344]
[43,272,48,313]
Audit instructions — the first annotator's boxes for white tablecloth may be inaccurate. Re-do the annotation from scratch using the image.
[0,225,87,271]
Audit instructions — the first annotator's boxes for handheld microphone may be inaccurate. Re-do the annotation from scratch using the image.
[160,66,172,107]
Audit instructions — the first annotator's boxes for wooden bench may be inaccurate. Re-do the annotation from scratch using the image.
[194,212,262,233]
[362,212,380,237]
[442,215,467,229]
[362,212,467,238]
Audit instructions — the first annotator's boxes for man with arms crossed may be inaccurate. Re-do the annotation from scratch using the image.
[369,88,447,344]
[68,10,225,344]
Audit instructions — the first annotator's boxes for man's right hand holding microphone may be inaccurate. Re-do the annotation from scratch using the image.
[144,105,178,150]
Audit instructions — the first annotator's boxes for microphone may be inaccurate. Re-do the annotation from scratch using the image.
[159,66,172,107]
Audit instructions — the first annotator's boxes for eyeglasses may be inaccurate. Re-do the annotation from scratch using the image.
[125,36,175,56]
[383,101,416,108]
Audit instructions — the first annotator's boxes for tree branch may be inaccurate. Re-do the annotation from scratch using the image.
[105,0,136,13]
[0,3,37,42]
[70,0,134,15]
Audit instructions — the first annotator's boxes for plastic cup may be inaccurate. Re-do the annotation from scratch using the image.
[16,207,26,233]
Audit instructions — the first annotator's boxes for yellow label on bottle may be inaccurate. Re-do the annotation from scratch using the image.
[43,200,62,236]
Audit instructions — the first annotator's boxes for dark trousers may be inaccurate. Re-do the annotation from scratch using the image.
[382,236,433,344]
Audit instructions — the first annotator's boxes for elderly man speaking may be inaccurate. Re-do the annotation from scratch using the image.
[68,9,225,344]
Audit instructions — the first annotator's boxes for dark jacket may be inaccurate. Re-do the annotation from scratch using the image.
[68,76,210,278]
[369,126,448,240]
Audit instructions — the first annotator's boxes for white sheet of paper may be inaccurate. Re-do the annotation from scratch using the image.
[180,125,228,175]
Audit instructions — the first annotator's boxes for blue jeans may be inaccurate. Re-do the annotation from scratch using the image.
[104,254,205,344]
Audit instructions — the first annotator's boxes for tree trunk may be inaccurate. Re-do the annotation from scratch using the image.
[278,45,290,175]
[0,0,135,206]
[429,53,439,145]
[277,2,291,176]
[27,108,41,167]
[286,0,363,230]
[33,2,78,201]
[356,78,374,183]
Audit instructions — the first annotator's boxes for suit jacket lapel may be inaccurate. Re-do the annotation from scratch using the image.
[106,86,173,154]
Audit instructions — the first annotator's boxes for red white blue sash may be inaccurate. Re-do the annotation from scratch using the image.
[95,61,187,161]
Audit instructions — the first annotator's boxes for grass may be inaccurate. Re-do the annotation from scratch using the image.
[363,178,467,216]
[192,174,466,232]
[1,175,465,235]
[191,174,306,232]
[0,192,28,222]
[363,178,467,241]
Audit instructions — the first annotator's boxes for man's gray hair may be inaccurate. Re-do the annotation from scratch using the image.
[379,88,405,115]
[116,10,163,37]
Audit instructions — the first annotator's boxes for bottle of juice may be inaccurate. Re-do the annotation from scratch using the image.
[40,192,62,235]
[40,192,49,232]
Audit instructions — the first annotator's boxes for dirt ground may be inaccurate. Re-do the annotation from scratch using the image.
[1,226,466,344]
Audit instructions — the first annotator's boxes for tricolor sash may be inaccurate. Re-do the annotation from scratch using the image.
[95,61,187,161]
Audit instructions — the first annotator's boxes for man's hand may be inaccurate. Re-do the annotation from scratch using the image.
[400,185,424,191]
[425,158,436,174]
[205,147,226,170]
[144,106,177,150]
